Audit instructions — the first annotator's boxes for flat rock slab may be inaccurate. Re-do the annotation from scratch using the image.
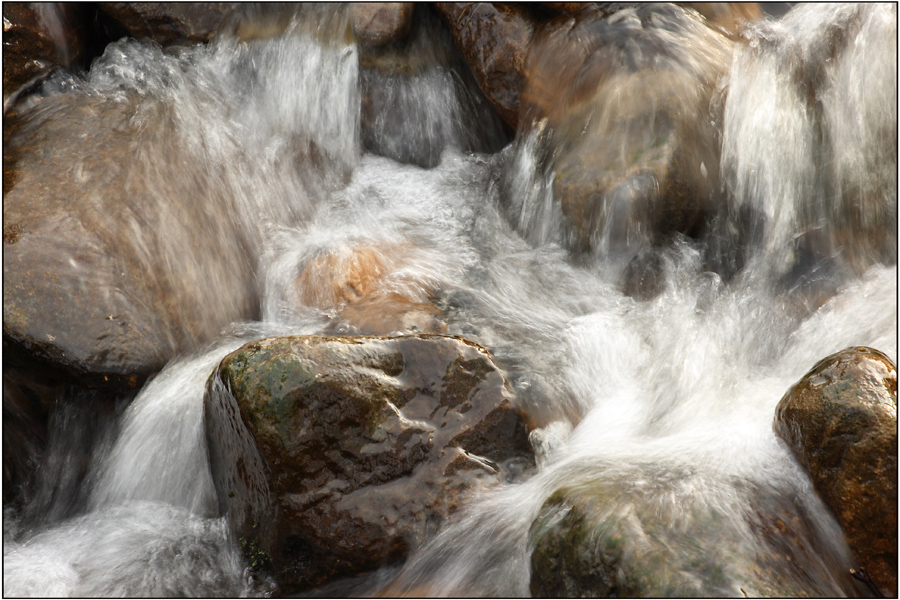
[205,334,534,594]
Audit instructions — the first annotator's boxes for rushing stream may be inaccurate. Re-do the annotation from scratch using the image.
[3,3,897,597]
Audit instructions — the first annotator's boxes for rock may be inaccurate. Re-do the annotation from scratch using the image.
[97,3,238,46]
[434,3,538,129]
[294,242,447,335]
[530,473,858,597]
[774,346,898,597]
[2,3,89,109]
[350,3,415,48]
[679,3,763,36]
[205,334,534,594]
[519,4,733,255]
[3,87,259,390]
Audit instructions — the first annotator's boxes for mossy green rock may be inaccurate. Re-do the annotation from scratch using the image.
[205,334,533,594]
[774,346,898,597]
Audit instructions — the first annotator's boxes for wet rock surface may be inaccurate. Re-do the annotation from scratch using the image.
[434,3,537,129]
[205,334,533,593]
[519,4,733,255]
[3,89,259,390]
[774,346,898,596]
[97,3,238,46]
[350,3,415,48]
[2,3,89,108]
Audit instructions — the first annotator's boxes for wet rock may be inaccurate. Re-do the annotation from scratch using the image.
[679,3,763,36]
[530,473,856,597]
[2,3,89,109]
[3,88,259,390]
[205,334,534,593]
[519,4,733,255]
[774,346,898,597]
[350,3,415,48]
[358,5,510,168]
[434,3,538,129]
[97,3,238,46]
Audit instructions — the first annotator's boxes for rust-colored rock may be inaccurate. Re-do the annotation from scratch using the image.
[205,334,534,594]
[97,3,238,46]
[519,4,733,254]
[2,3,89,109]
[434,3,537,129]
[774,346,898,597]
[294,242,446,335]
[350,3,415,48]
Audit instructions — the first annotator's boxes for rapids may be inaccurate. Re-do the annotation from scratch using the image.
[3,3,896,597]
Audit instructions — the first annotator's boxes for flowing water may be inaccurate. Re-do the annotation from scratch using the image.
[3,4,897,597]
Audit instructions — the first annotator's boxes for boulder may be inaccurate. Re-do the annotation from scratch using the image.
[518,4,734,255]
[205,334,534,594]
[350,3,415,48]
[2,3,89,109]
[3,87,259,390]
[774,346,898,597]
[97,3,238,46]
[434,3,538,129]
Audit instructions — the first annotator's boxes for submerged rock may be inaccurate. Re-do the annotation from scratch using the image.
[519,4,733,255]
[205,334,533,594]
[774,346,898,597]
[97,3,238,46]
[530,473,859,597]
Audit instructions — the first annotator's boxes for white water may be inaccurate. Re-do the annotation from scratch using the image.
[3,4,896,597]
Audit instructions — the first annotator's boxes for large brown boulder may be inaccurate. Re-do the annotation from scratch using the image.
[774,346,898,596]
[3,87,260,390]
[434,3,538,129]
[205,334,534,594]
[2,3,89,109]
[519,4,734,254]
[97,3,238,46]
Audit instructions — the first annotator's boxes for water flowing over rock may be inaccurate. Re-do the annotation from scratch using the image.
[2,3,89,109]
[97,3,239,46]
[205,334,534,593]
[517,4,734,257]
[3,17,359,389]
[358,4,510,168]
[679,3,763,36]
[774,346,898,596]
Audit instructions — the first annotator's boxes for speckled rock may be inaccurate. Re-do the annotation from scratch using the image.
[774,346,898,597]
[205,334,534,594]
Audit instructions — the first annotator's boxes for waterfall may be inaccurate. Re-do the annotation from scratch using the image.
[3,3,896,597]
